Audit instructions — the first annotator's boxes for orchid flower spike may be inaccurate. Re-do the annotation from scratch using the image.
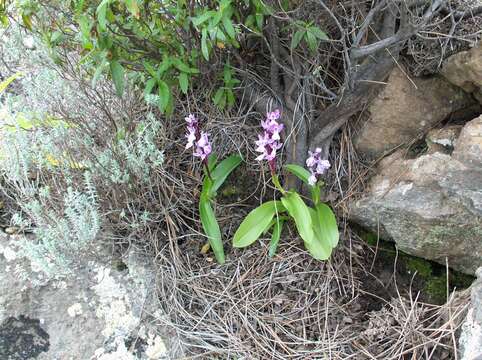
[255,109,283,173]
[185,114,212,161]
[306,148,330,186]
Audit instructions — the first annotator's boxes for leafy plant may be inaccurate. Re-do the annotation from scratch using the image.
[185,114,242,264]
[233,110,339,260]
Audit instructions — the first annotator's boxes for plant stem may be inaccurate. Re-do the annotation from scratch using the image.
[272,174,285,194]
[203,159,213,181]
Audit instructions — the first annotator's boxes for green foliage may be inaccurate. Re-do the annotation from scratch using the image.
[291,20,329,52]
[233,200,285,248]
[199,154,242,263]
[233,166,339,260]
[6,0,327,112]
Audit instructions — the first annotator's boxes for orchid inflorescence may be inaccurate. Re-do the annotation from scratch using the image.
[306,148,331,186]
[255,109,284,174]
[185,114,212,161]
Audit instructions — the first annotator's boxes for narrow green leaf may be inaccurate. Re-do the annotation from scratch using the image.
[233,201,285,248]
[284,164,311,185]
[96,0,110,31]
[315,203,339,248]
[199,195,225,264]
[144,78,156,98]
[222,17,236,39]
[178,72,188,94]
[210,154,243,194]
[281,192,314,245]
[0,72,23,95]
[157,80,170,113]
[143,61,157,79]
[291,29,305,50]
[213,88,224,105]
[201,28,209,60]
[157,56,171,76]
[207,154,218,171]
[172,58,198,74]
[110,60,124,97]
[269,218,284,257]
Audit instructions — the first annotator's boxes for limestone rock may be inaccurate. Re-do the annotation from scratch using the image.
[459,268,482,360]
[442,43,482,103]
[354,67,473,159]
[426,125,462,154]
[0,233,174,359]
[350,115,482,274]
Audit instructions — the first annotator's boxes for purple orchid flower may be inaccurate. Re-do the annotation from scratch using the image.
[185,114,212,161]
[255,109,284,174]
[306,148,330,186]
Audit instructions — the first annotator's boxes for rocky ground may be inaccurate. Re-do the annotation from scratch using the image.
[0,232,175,359]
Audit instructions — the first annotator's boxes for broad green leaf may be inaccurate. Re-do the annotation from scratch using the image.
[157,80,170,113]
[281,192,314,245]
[291,29,305,49]
[201,28,209,60]
[269,218,284,257]
[309,26,329,40]
[233,201,285,248]
[178,72,188,94]
[284,164,311,185]
[222,17,236,39]
[210,154,242,194]
[0,72,23,95]
[315,203,339,248]
[199,195,225,264]
[110,60,124,97]
[306,207,332,260]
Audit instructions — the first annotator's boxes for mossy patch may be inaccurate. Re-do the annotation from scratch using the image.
[355,227,475,304]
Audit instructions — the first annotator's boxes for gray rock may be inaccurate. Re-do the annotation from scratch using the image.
[459,268,482,360]
[0,232,172,359]
[350,115,482,275]
[354,67,474,160]
[442,43,482,104]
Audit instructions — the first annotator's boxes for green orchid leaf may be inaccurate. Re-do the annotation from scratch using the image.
[268,218,284,257]
[233,201,285,248]
[281,192,314,244]
[305,207,332,260]
[199,194,225,264]
[284,164,311,185]
[315,203,339,248]
[210,154,242,194]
